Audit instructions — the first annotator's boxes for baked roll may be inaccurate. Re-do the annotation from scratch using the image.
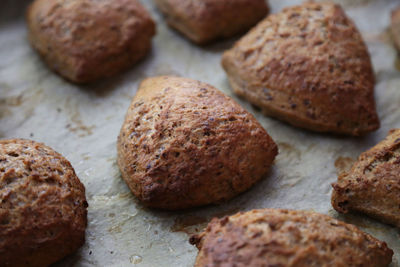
[117,76,278,210]
[222,2,379,136]
[154,0,269,44]
[332,129,400,227]
[391,6,400,52]
[0,139,88,267]
[190,209,393,267]
[27,0,156,83]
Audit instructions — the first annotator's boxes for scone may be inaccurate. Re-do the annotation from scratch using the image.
[0,139,88,267]
[190,209,393,267]
[222,2,379,136]
[332,129,400,227]
[117,76,278,210]
[26,0,156,83]
[153,0,269,44]
[391,7,400,52]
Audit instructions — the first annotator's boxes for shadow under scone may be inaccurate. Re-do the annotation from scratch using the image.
[117,76,278,210]
[222,2,379,136]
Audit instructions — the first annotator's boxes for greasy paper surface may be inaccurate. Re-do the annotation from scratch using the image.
[1,0,400,266]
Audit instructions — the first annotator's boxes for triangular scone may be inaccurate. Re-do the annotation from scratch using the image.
[391,7,400,52]
[117,76,278,210]
[222,2,379,136]
[27,0,155,83]
[332,129,400,227]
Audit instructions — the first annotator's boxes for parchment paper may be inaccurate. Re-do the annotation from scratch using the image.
[1,0,399,266]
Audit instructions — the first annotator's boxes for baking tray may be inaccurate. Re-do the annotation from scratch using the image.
[1,0,400,266]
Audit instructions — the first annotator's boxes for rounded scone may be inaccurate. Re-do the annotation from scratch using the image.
[190,209,393,267]
[26,0,156,83]
[0,139,88,267]
[332,129,400,227]
[221,2,379,136]
[154,0,269,44]
[117,76,278,210]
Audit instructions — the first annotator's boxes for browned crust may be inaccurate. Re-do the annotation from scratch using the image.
[154,0,269,44]
[26,0,156,83]
[0,139,88,267]
[117,76,278,210]
[391,6,400,52]
[222,2,379,136]
[191,209,393,267]
[332,129,400,227]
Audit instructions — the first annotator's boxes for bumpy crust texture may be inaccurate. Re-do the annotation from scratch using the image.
[190,209,393,267]
[221,2,379,136]
[26,0,156,83]
[391,7,400,52]
[332,129,400,227]
[117,76,278,210]
[0,139,88,267]
[154,0,269,44]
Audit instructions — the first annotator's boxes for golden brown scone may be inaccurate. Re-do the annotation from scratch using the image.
[221,2,379,136]
[391,7,400,52]
[26,0,155,83]
[190,209,393,267]
[117,76,278,210]
[153,0,269,44]
[332,129,400,227]
[0,139,88,267]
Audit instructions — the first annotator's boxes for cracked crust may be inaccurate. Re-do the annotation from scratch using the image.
[332,129,400,227]
[154,0,269,44]
[0,139,88,267]
[117,76,278,210]
[26,0,155,83]
[221,2,379,136]
[190,209,393,267]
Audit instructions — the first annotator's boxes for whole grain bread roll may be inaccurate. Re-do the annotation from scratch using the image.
[391,6,400,52]
[26,0,156,83]
[332,129,400,227]
[154,0,269,44]
[190,209,393,267]
[117,76,278,210]
[221,2,379,136]
[0,139,88,267]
